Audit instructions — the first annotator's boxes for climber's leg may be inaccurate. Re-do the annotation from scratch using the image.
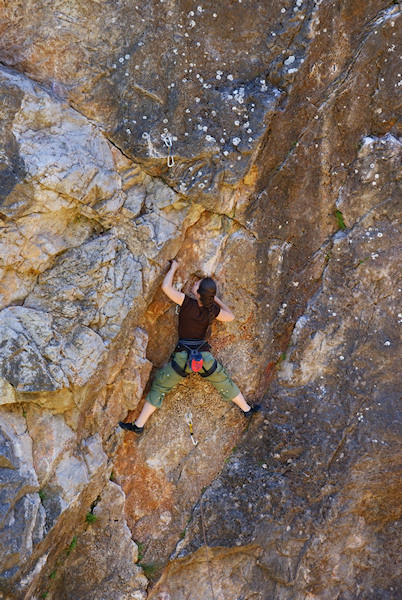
[230,392,251,412]
[119,352,189,432]
[201,352,260,415]
[201,353,247,406]
[135,400,158,427]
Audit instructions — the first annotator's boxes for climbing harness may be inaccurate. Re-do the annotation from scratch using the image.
[171,339,218,378]
[183,414,216,600]
[185,412,198,446]
[161,130,174,168]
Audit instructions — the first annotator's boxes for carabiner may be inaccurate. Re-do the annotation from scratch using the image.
[185,412,198,446]
[162,132,175,168]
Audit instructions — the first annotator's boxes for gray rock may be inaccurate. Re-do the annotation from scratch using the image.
[0,410,44,585]
[164,204,401,599]
[48,482,148,600]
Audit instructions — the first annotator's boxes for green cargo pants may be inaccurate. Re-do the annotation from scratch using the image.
[146,351,240,408]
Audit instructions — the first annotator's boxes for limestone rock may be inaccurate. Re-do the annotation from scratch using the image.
[0,66,118,309]
[114,381,242,566]
[0,0,301,199]
[25,406,75,485]
[154,202,401,599]
[47,481,148,600]
[0,409,45,584]
[0,0,400,599]
[0,379,16,406]
[0,65,191,395]
[25,233,142,343]
[0,307,70,392]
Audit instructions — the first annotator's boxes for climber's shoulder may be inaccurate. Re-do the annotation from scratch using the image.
[161,283,185,305]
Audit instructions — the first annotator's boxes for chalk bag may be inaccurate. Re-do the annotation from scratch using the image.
[188,350,204,372]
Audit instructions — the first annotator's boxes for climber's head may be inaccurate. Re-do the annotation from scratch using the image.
[193,277,217,322]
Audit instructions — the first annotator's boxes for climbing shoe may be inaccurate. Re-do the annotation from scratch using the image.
[119,421,144,435]
[243,404,261,418]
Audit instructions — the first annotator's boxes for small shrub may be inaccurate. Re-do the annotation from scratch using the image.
[334,210,346,231]
[135,541,145,562]
[38,489,48,503]
[86,512,97,524]
[66,535,77,556]
[139,562,158,578]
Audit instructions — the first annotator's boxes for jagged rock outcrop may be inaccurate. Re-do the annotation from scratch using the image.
[151,189,401,599]
[47,481,148,600]
[0,1,400,599]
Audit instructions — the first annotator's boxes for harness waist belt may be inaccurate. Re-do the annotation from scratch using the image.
[175,338,211,353]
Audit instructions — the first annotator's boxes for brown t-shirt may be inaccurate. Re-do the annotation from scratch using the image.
[178,294,220,340]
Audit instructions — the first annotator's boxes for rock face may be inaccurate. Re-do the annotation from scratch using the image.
[0,1,400,599]
[47,481,148,600]
[151,198,401,599]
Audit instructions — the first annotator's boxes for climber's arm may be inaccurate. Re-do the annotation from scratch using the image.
[214,296,235,322]
[161,260,185,305]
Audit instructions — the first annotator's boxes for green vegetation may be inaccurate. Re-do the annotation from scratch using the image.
[334,209,347,231]
[85,512,98,524]
[49,570,57,580]
[135,541,145,562]
[109,471,115,481]
[38,489,48,503]
[225,445,238,463]
[66,535,77,556]
[135,541,161,581]
[354,257,369,268]
[42,592,49,599]
[85,496,101,523]
[139,562,159,579]
[286,140,299,158]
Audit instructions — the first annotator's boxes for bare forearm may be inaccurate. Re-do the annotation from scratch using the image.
[215,296,234,318]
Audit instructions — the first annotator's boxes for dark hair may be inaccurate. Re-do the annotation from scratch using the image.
[198,277,217,334]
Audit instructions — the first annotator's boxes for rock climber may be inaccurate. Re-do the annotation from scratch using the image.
[119,260,260,435]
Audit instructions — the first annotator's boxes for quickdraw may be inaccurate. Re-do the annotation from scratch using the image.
[185,412,198,446]
[161,130,174,168]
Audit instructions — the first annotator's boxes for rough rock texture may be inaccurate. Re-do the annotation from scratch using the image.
[0,1,400,599]
[46,481,148,600]
[152,198,401,599]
